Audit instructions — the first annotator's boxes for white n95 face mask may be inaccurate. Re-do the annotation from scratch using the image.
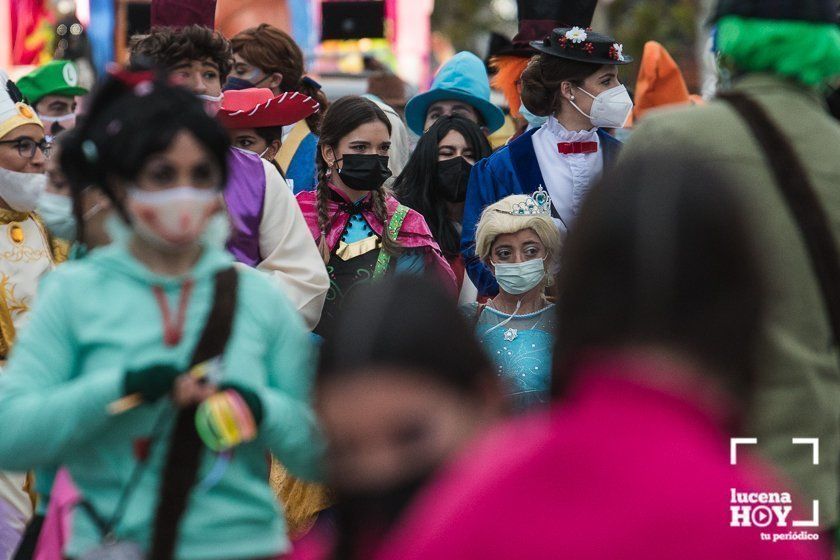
[570,84,634,129]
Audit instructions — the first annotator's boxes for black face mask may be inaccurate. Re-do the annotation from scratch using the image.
[223,77,255,91]
[336,154,392,191]
[223,75,271,92]
[332,468,435,557]
[436,156,473,203]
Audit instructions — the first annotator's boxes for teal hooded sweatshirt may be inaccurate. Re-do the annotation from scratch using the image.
[0,240,322,559]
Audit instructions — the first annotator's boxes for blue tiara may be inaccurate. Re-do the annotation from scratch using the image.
[508,186,552,216]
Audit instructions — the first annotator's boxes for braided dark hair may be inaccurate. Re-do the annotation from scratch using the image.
[315,96,401,260]
[315,163,332,263]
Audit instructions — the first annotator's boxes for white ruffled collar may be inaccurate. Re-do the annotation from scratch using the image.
[542,117,599,143]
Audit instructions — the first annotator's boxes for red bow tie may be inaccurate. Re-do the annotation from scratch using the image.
[558,141,598,155]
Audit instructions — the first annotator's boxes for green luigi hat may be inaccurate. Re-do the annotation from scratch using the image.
[17,60,88,107]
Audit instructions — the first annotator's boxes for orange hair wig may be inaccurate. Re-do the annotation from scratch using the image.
[490,55,530,118]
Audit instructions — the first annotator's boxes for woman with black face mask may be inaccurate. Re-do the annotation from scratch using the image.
[395,116,492,302]
[296,96,456,339]
[303,276,503,560]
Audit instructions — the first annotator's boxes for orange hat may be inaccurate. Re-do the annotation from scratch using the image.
[490,56,530,118]
[632,41,693,123]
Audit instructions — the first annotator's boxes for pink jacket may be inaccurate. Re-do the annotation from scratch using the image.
[377,355,830,560]
[296,185,457,291]
[34,468,79,560]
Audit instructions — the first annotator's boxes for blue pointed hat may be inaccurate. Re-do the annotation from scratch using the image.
[405,52,505,136]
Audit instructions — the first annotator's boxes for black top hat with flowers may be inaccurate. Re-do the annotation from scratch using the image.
[498,0,599,58]
[531,27,633,65]
[711,0,838,24]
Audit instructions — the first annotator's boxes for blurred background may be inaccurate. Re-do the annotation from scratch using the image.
[1,0,714,100]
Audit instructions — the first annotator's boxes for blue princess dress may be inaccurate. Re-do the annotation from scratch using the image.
[466,303,557,411]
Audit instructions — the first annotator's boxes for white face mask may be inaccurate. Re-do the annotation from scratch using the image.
[126,186,221,252]
[492,257,546,295]
[0,167,47,212]
[198,93,224,117]
[38,112,77,139]
[569,84,634,129]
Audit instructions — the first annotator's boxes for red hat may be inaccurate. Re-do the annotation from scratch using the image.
[216,88,320,130]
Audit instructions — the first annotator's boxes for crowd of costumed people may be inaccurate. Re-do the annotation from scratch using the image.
[0,0,840,558]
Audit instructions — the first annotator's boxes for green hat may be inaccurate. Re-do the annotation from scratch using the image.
[17,60,88,107]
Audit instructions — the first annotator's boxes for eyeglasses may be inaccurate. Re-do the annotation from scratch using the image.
[0,138,52,159]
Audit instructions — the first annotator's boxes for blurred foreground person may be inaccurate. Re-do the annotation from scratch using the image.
[0,73,321,559]
[622,0,840,535]
[293,276,502,560]
[466,192,563,411]
[377,152,828,560]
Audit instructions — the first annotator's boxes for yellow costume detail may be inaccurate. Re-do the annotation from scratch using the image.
[335,235,381,261]
[275,120,312,174]
[0,208,58,521]
[269,456,330,538]
[0,209,57,357]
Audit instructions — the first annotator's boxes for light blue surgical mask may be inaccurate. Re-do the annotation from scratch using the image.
[37,191,76,240]
[492,257,546,295]
[519,103,548,129]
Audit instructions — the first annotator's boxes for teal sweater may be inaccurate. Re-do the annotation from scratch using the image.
[0,242,322,559]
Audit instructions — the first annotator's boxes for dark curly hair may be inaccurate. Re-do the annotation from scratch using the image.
[129,25,233,83]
